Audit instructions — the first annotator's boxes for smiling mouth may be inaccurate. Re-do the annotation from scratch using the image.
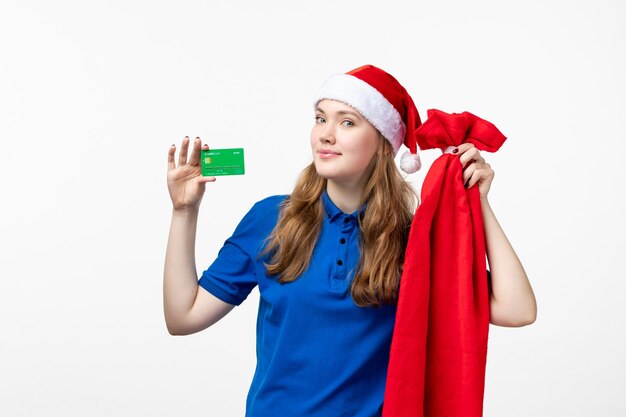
[318,151,341,160]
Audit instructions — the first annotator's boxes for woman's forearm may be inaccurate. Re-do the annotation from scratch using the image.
[481,197,537,327]
[163,207,201,333]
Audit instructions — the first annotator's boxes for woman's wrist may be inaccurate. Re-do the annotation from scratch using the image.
[172,205,200,219]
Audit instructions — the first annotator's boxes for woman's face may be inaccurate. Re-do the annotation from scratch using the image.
[310,99,381,188]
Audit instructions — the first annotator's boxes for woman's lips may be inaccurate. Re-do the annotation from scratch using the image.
[318,149,341,159]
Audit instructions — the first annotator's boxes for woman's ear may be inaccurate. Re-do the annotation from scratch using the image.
[380,133,394,158]
[378,132,386,155]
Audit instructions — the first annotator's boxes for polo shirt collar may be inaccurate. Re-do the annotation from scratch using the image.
[321,188,368,223]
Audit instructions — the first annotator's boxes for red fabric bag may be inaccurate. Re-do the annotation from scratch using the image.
[382,109,507,417]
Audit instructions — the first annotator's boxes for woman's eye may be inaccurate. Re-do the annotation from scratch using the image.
[342,120,354,127]
[315,116,325,123]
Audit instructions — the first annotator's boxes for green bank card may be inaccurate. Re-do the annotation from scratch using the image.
[200,148,245,176]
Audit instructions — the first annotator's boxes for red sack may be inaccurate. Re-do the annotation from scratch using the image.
[383,109,507,417]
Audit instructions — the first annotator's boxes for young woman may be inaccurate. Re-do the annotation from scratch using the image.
[163,65,537,417]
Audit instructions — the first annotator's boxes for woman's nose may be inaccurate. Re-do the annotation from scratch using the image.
[320,129,336,144]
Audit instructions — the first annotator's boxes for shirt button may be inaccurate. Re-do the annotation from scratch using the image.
[327,213,331,219]
[340,238,346,244]
[337,260,343,266]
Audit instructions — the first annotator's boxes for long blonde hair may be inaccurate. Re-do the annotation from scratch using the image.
[260,133,418,307]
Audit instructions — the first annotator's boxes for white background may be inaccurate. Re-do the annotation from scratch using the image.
[1,0,624,416]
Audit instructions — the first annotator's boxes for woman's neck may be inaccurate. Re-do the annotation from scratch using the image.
[326,180,365,214]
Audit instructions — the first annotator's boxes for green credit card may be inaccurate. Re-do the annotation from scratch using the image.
[200,148,245,176]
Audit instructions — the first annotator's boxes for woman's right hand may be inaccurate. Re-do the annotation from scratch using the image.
[167,136,216,211]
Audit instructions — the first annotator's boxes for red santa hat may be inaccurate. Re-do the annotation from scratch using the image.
[312,64,423,174]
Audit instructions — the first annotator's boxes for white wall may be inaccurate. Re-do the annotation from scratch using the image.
[0,0,624,416]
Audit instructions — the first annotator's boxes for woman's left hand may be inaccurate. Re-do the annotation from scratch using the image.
[454,143,494,200]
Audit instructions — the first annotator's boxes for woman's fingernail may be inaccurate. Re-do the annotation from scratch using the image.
[452,148,459,154]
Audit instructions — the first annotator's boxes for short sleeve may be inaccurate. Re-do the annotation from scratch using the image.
[198,202,260,306]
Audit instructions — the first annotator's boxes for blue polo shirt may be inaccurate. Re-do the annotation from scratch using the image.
[198,189,398,417]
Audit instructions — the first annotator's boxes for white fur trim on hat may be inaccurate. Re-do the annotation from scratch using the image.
[312,73,406,155]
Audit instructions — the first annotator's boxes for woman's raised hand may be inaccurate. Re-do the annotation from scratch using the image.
[167,136,216,211]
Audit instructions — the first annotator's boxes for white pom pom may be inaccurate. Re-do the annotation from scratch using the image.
[400,151,422,174]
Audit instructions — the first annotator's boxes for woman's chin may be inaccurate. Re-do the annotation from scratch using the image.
[313,165,336,180]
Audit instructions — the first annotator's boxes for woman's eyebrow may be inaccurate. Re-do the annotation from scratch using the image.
[315,107,362,119]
